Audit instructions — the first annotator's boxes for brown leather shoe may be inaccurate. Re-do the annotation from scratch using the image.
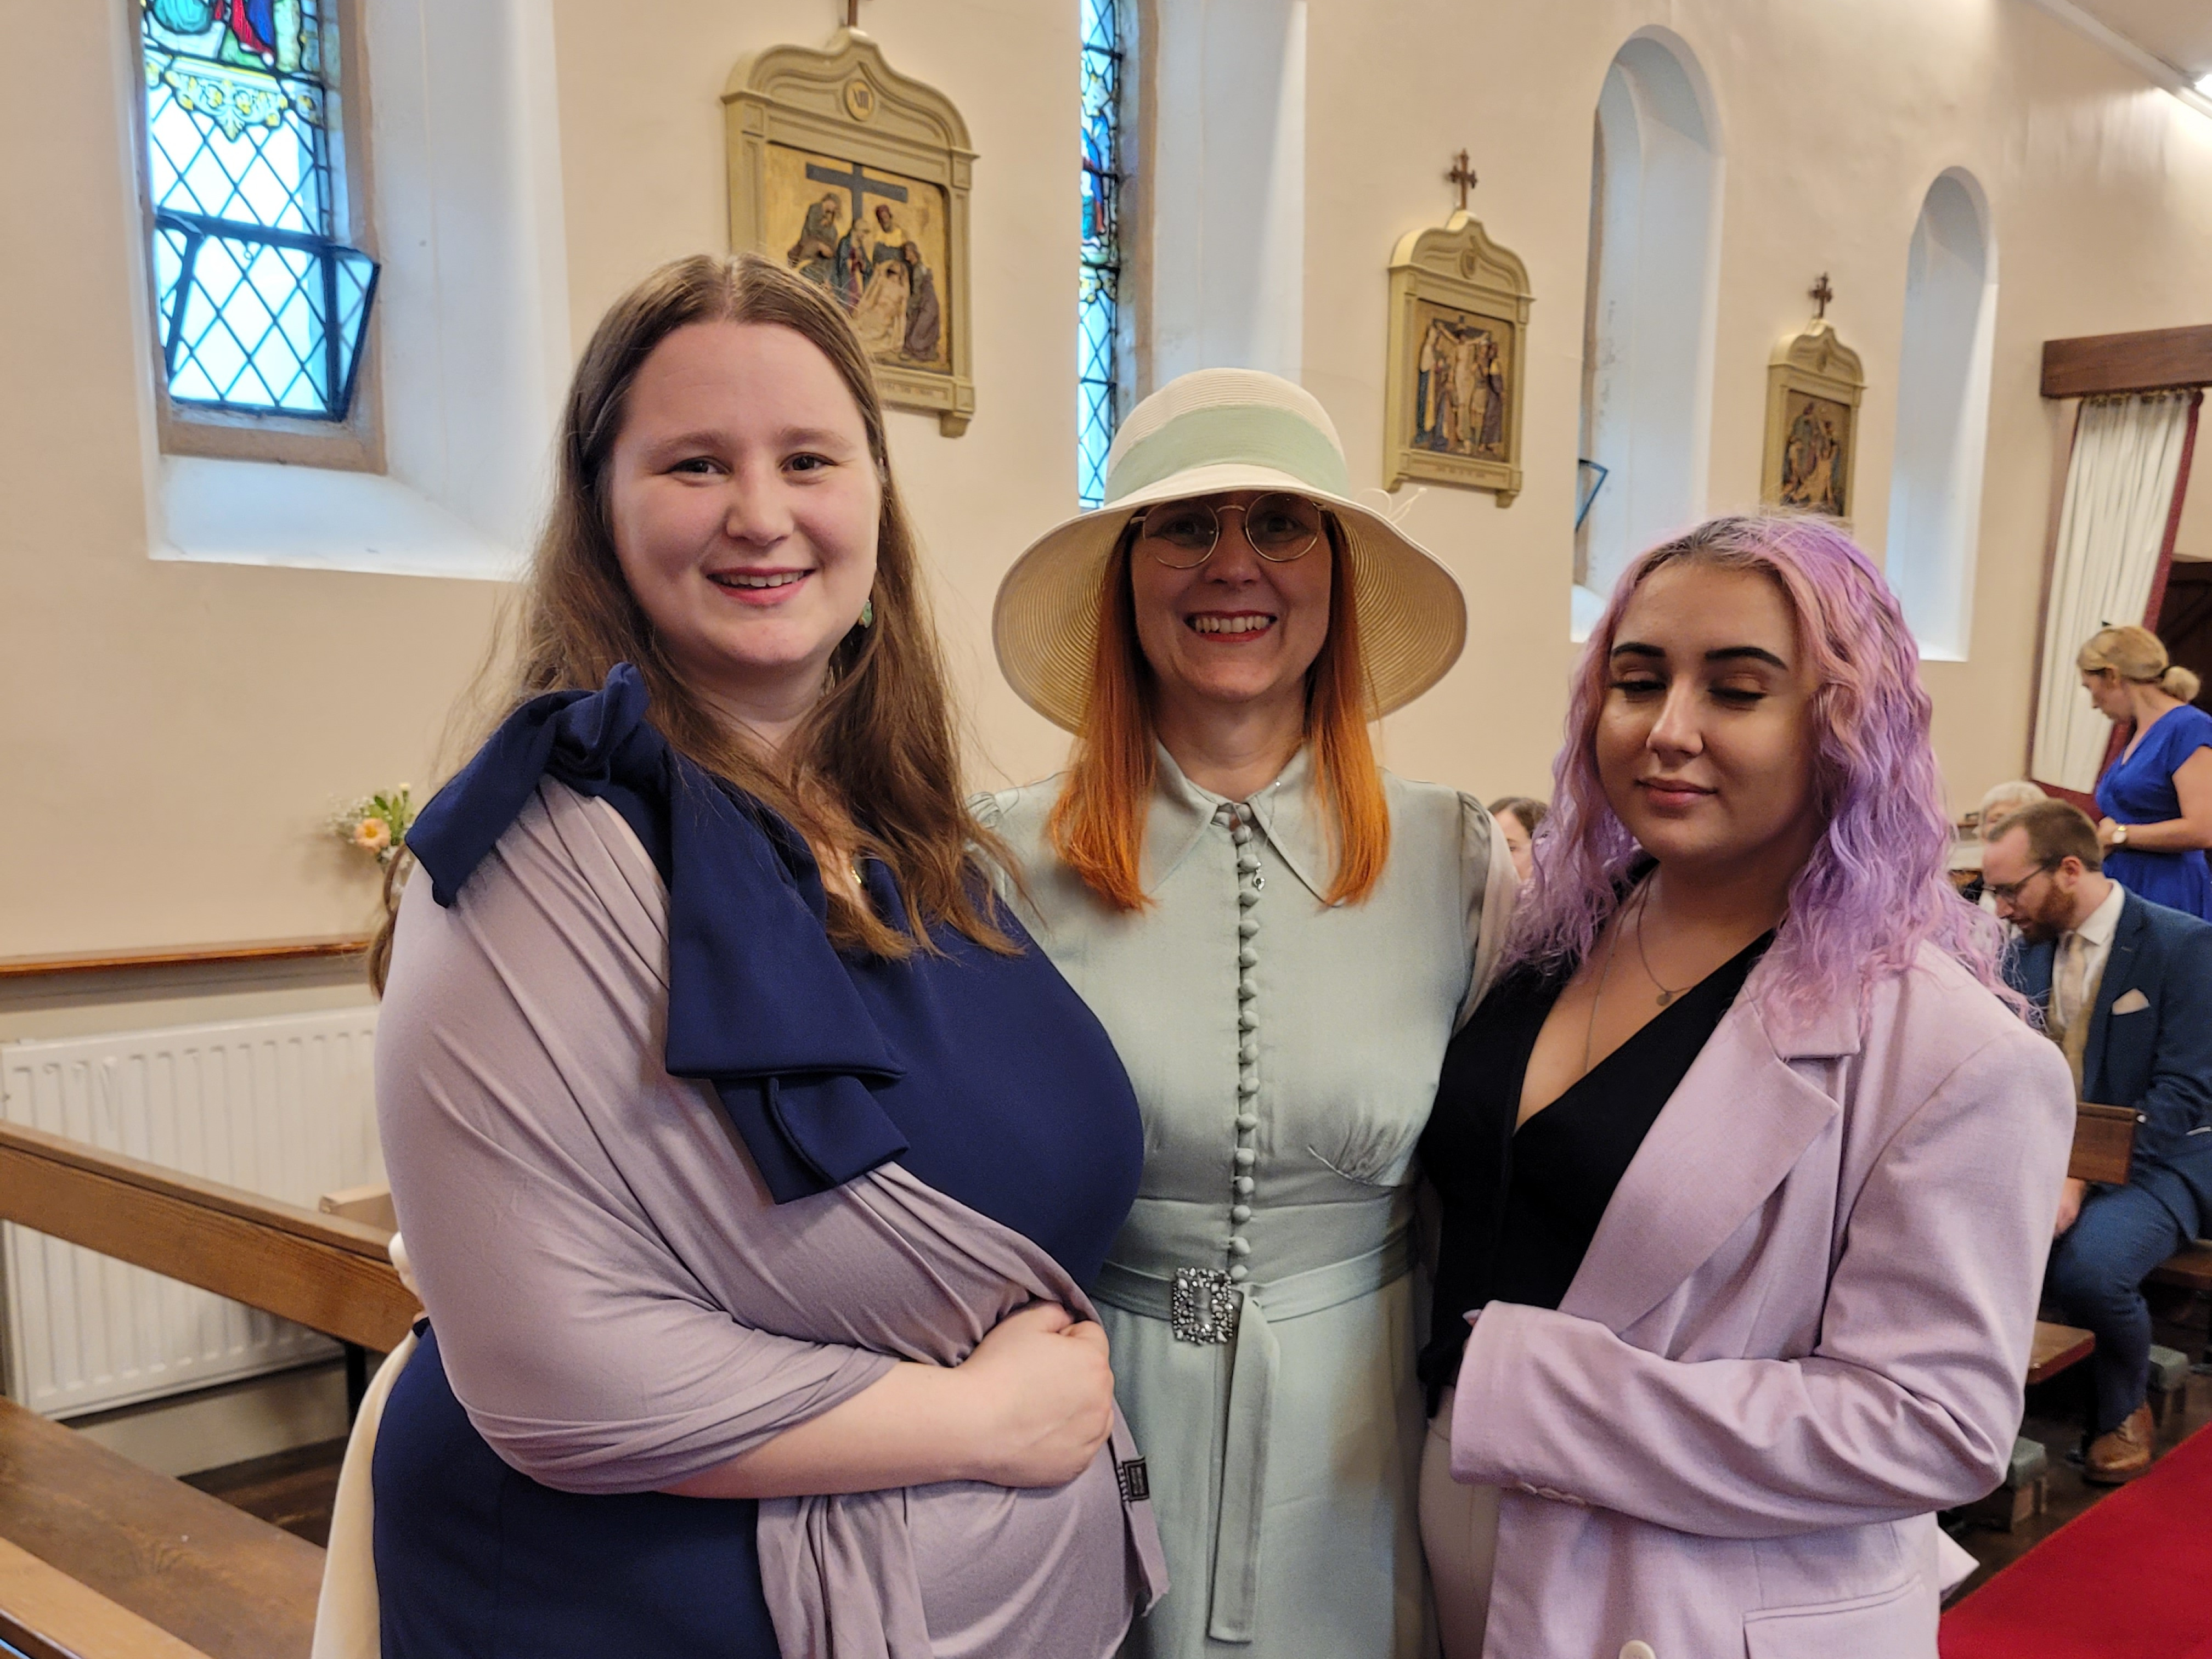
[2084,1404,2155,1485]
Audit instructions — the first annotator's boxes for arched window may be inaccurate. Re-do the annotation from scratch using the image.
[1079,0,1126,506]
[1575,31,1722,633]
[138,0,376,424]
[1885,170,1997,659]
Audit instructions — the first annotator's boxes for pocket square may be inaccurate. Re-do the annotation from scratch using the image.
[2112,988,2150,1015]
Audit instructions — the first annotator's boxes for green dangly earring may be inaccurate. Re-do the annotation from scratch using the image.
[859,598,876,628]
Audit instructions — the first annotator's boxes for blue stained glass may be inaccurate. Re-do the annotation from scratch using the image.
[1078,0,1124,507]
[139,0,376,421]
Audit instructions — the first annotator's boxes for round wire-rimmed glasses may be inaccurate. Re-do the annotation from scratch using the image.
[1135,492,1327,568]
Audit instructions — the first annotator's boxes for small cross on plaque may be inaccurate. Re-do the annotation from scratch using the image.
[1446,149,1479,212]
[1810,273,1834,320]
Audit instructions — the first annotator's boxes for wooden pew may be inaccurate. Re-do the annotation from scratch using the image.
[2148,1240,2212,1295]
[2068,1103,2137,1187]
[2027,1320,2095,1386]
[0,1397,320,1659]
[0,1124,419,1654]
[0,1535,217,1659]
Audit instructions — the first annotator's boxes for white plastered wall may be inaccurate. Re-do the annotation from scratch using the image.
[6,0,2212,957]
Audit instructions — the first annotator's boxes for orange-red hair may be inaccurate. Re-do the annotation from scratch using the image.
[1047,517,1391,911]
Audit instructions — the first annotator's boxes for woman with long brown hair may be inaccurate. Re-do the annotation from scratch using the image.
[359,254,1164,1657]
[979,369,1516,1659]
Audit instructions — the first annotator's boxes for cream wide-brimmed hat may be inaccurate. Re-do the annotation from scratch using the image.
[993,368,1468,733]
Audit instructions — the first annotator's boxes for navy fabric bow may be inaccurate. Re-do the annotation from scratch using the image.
[405,664,911,1203]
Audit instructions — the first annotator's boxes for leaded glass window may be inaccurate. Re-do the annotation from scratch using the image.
[1078,0,1125,507]
[139,0,376,421]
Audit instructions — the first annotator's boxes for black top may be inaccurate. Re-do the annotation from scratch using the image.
[1417,928,1772,1400]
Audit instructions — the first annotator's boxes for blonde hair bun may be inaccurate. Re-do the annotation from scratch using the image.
[2077,623,2196,701]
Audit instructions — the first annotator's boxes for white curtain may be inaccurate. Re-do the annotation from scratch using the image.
[2030,392,2194,791]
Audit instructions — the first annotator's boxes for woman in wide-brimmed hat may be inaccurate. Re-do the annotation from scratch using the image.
[978,368,1516,1659]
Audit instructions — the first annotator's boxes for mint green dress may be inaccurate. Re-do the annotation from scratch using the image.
[978,748,1513,1659]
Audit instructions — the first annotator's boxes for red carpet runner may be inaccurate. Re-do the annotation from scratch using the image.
[1942,1424,2212,1659]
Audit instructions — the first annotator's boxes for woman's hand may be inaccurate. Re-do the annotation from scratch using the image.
[2096,816,2124,850]
[952,1301,1116,1488]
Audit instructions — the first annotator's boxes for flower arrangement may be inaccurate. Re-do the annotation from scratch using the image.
[331,786,414,868]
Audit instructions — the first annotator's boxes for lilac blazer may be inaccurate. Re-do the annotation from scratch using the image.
[1449,944,2073,1659]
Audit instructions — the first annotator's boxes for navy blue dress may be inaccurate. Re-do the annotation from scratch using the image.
[2098,702,2212,921]
[372,668,1146,1657]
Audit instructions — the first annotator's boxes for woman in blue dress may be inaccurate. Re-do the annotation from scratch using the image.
[361,253,1164,1657]
[2079,624,2212,919]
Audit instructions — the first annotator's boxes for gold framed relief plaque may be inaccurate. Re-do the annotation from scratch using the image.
[724,30,976,435]
[1762,319,1865,521]
[1383,211,1532,503]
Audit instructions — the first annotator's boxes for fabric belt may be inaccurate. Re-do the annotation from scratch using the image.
[1091,1227,1413,1644]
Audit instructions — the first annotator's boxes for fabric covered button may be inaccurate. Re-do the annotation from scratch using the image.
[1237,1079,1259,1100]
[1239,1040,1259,1063]
[1234,1175,1255,1195]
[1238,1011,1257,1031]
[1237,853,1260,873]
[1234,1148,1256,1168]
[1619,1644,1656,1659]
[1229,1237,1251,1256]
[1237,978,1257,998]
[1231,823,1253,845]
[1235,1113,1258,1130]
[1228,1264,1249,1282]
[1238,918,1259,939]
[1238,947,1258,969]
[1238,888,1260,909]
[1231,1204,1251,1222]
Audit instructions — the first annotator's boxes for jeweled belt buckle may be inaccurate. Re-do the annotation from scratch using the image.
[1170,1266,1240,1344]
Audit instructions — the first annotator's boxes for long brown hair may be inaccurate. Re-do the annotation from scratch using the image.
[1047,516,1391,910]
[375,253,1010,987]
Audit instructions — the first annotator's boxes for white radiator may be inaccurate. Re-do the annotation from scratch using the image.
[0,1008,382,1418]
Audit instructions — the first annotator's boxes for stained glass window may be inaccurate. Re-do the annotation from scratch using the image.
[139,0,377,421]
[1078,0,1125,507]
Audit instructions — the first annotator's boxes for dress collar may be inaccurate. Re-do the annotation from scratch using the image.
[1144,743,1334,902]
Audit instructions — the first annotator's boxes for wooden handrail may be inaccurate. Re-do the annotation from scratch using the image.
[0,1122,416,1352]
[0,937,370,981]
[0,1123,393,1259]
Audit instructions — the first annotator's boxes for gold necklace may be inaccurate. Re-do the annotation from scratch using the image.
[1631,887,1692,1007]
[1582,911,1626,1076]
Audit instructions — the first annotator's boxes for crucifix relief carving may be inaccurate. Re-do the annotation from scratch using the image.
[1446,149,1479,212]
[725,21,975,432]
[806,157,908,224]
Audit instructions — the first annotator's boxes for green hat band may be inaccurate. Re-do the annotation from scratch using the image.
[1105,404,1352,504]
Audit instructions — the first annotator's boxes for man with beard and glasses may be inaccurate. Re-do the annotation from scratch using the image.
[1987,798,2212,1483]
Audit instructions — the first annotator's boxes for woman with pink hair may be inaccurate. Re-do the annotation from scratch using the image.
[1415,516,2073,1658]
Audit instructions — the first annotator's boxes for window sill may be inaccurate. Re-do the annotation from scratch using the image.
[1571,582,1606,644]
[154,455,522,582]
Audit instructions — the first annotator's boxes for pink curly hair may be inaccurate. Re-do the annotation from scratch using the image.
[1509,515,2023,1028]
